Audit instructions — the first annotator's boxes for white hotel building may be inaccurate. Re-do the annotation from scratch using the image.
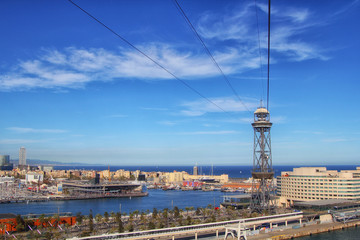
[277,167,360,207]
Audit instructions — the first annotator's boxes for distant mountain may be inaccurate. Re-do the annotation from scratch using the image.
[10,159,99,166]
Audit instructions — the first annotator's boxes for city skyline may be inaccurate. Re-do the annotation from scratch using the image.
[0,0,359,166]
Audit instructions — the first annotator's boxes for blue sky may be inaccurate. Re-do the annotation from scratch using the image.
[0,0,359,166]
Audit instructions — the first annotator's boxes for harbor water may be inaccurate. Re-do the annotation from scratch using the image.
[0,189,234,216]
[296,226,359,240]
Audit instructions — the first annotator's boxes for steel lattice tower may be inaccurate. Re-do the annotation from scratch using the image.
[250,107,274,212]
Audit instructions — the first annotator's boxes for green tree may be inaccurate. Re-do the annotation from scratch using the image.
[104,212,109,223]
[88,209,94,232]
[132,210,139,221]
[95,213,102,223]
[152,208,158,219]
[162,208,169,227]
[185,207,190,216]
[52,214,60,227]
[177,214,183,226]
[140,212,147,226]
[189,206,194,215]
[173,206,180,219]
[126,222,134,232]
[39,214,46,228]
[15,214,25,232]
[115,212,124,233]
[76,212,83,225]
[195,207,201,216]
[186,216,192,225]
[110,211,116,220]
[148,220,155,229]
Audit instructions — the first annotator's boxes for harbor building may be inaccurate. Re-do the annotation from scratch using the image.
[26,172,44,184]
[19,147,26,166]
[277,167,360,207]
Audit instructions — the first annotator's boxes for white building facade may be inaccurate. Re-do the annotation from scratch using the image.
[19,147,26,165]
[277,167,360,207]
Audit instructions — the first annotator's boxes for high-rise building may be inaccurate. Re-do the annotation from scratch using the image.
[19,147,26,166]
[193,165,198,176]
[0,155,13,170]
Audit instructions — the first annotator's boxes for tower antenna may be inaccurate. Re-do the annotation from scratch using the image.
[250,0,274,213]
[267,0,271,111]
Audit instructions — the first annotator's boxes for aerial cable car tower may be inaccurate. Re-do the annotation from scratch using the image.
[250,0,274,212]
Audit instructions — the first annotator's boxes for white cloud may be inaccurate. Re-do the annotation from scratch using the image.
[331,0,360,17]
[180,97,259,116]
[158,121,177,126]
[104,114,128,118]
[0,2,331,92]
[141,107,168,111]
[6,127,67,134]
[0,139,42,144]
[0,45,261,91]
[293,130,323,135]
[198,2,328,63]
[322,138,348,143]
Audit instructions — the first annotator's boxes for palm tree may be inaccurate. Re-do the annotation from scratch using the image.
[110,211,116,221]
[162,208,169,227]
[95,214,102,224]
[189,206,195,215]
[103,212,109,223]
[152,208,158,219]
[88,209,94,232]
[186,216,192,225]
[185,207,190,216]
[115,212,124,233]
[76,212,83,225]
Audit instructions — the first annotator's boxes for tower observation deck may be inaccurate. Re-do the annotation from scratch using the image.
[250,107,274,212]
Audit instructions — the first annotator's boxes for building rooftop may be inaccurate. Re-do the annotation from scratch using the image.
[254,107,269,114]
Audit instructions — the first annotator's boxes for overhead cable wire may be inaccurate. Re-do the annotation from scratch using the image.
[253,0,265,103]
[67,0,232,117]
[173,0,252,114]
[267,0,271,111]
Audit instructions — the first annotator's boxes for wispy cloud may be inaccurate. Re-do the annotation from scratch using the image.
[321,138,348,143]
[331,0,359,17]
[6,127,67,134]
[104,114,128,118]
[158,121,177,126]
[141,107,168,111]
[198,2,329,63]
[0,44,260,91]
[180,97,258,116]
[0,139,42,144]
[293,130,323,135]
[0,2,333,92]
[177,130,239,135]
